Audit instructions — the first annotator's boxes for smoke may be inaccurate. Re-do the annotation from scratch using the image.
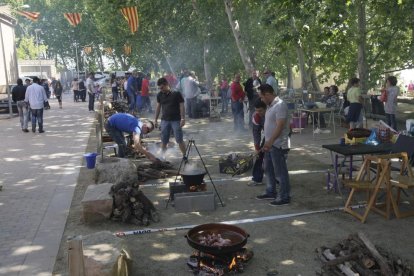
[145,142,182,161]
[181,162,204,174]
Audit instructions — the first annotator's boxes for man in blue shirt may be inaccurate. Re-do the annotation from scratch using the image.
[105,113,156,160]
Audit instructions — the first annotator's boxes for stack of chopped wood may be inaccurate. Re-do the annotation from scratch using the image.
[316,232,412,276]
[104,101,129,118]
[136,161,176,181]
[110,182,160,226]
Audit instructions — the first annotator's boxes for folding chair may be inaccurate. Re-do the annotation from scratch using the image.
[389,152,414,218]
[343,155,392,223]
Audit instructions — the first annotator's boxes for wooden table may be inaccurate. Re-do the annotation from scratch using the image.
[298,107,336,139]
[322,143,393,193]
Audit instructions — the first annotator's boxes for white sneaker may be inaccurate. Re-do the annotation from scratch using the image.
[313,128,321,134]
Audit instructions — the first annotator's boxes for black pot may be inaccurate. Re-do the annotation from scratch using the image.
[180,169,206,186]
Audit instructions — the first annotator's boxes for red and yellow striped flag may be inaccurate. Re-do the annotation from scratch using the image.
[84,46,92,55]
[124,45,131,55]
[120,7,139,33]
[64,13,82,27]
[104,48,113,55]
[15,10,40,22]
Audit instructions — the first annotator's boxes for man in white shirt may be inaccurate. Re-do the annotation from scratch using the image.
[86,72,95,112]
[177,71,200,118]
[264,70,278,94]
[25,77,48,133]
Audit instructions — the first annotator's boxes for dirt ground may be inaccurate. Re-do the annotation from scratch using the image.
[53,114,414,276]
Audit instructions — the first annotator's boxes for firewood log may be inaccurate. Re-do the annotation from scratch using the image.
[121,208,131,223]
[135,190,156,212]
[357,232,393,276]
[322,249,358,276]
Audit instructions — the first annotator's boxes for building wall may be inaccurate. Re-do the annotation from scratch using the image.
[18,59,57,79]
[0,7,18,93]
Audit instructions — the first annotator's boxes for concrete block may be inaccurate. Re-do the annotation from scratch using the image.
[174,191,216,213]
[169,182,186,200]
[81,183,113,223]
[82,231,132,276]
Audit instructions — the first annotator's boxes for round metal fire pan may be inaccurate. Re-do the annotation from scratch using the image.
[185,223,249,255]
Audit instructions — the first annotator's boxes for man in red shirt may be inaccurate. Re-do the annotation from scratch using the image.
[141,73,153,113]
[230,73,246,131]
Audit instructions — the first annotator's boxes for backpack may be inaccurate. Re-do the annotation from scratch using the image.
[78,81,85,90]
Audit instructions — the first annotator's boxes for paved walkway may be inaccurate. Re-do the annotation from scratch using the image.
[0,93,95,276]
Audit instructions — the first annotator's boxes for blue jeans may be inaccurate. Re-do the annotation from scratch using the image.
[112,87,118,101]
[135,94,142,112]
[231,101,244,130]
[160,120,184,145]
[105,122,127,157]
[386,113,397,130]
[17,101,29,129]
[141,96,152,112]
[264,147,290,200]
[220,90,228,113]
[31,108,44,131]
[128,92,136,112]
[186,97,197,118]
[88,93,95,111]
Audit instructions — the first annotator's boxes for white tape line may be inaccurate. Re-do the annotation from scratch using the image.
[114,205,363,237]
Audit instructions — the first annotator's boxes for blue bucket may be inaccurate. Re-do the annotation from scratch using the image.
[84,152,98,169]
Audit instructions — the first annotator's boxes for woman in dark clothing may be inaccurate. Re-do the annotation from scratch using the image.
[55,81,63,109]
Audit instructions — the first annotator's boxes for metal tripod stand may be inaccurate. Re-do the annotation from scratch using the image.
[165,139,225,208]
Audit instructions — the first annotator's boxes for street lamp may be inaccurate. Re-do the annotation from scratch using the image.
[34,28,42,78]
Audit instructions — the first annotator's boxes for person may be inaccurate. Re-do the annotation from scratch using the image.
[256,84,291,206]
[219,76,229,114]
[42,79,51,99]
[178,71,200,118]
[141,73,153,113]
[50,77,57,98]
[24,76,48,133]
[248,99,267,186]
[86,73,95,112]
[54,80,63,109]
[111,76,119,101]
[345,77,363,129]
[127,71,138,113]
[264,70,278,93]
[244,70,261,128]
[12,78,29,132]
[384,75,399,130]
[135,72,144,113]
[230,73,246,131]
[78,78,86,102]
[72,78,79,102]
[24,78,31,86]
[105,113,157,160]
[314,85,339,130]
[154,77,187,157]
[321,87,330,102]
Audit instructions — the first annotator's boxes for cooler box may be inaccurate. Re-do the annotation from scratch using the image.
[291,112,307,128]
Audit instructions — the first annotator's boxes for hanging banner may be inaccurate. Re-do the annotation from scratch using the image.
[104,47,113,55]
[15,11,40,22]
[120,6,139,33]
[124,45,131,55]
[63,13,82,27]
[84,46,92,54]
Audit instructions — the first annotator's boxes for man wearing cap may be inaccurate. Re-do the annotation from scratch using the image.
[104,113,157,160]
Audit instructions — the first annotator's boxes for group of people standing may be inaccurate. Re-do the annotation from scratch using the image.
[71,73,98,112]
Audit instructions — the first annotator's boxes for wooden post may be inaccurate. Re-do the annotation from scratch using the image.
[68,235,85,276]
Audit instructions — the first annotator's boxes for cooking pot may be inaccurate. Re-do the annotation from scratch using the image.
[185,223,249,255]
[180,169,206,186]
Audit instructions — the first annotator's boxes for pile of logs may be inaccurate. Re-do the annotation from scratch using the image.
[316,232,412,276]
[104,101,129,118]
[136,161,177,182]
[110,182,160,226]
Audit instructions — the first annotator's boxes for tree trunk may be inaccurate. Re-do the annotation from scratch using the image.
[357,0,368,94]
[224,0,254,75]
[97,50,105,72]
[192,0,213,90]
[111,54,119,69]
[310,69,320,92]
[286,60,293,89]
[296,45,309,90]
[59,53,67,69]
[203,41,213,91]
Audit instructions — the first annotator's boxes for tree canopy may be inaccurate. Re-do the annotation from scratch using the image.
[7,0,414,91]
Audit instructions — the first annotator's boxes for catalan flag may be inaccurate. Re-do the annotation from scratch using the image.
[104,47,113,55]
[15,10,40,22]
[120,7,139,33]
[64,13,82,27]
